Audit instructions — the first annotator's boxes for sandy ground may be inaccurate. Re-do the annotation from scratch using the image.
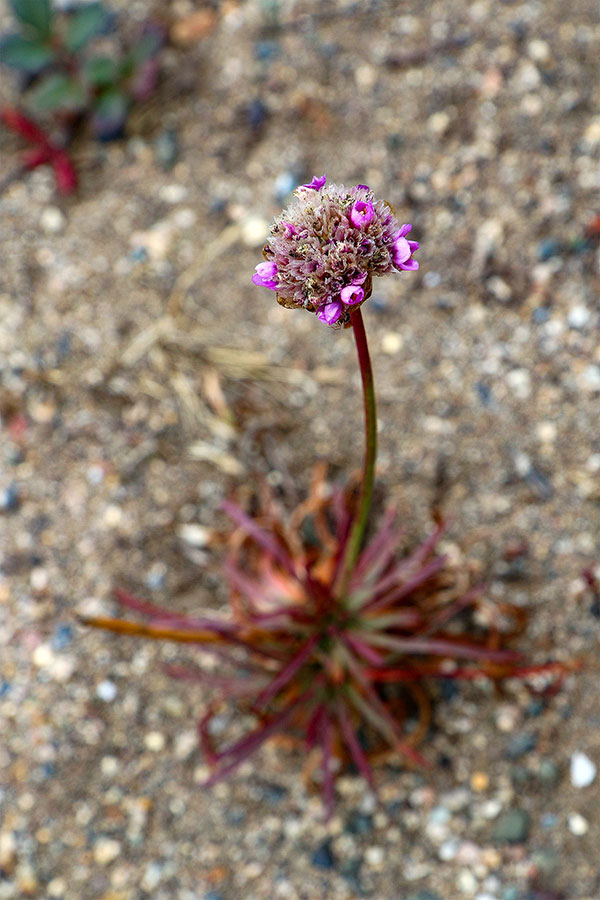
[1,1,599,898]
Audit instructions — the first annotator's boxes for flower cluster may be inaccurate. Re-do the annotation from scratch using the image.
[252,175,419,326]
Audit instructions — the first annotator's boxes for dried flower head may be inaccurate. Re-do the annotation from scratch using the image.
[252,175,419,327]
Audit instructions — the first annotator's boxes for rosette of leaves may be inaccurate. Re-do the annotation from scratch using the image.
[1,0,165,189]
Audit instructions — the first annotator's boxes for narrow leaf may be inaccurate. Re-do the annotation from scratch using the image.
[254,634,319,710]
[336,700,375,789]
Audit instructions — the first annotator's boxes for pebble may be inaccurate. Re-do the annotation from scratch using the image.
[570,752,597,788]
[178,524,211,547]
[0,483,20,512]
[311,839,336,870]
[567,305,591,329]
[93,837,121,865]
[491,808,530,844]
[240,215,269,247]
[153,130,179,170]
[144,731,165,752]
[0,831,16,872]
[567,812,589,836]
[471,771,490,792]
[96,680,118,702]
[40,206,66,234]
[506,731,538,759]
[537,758,560,785]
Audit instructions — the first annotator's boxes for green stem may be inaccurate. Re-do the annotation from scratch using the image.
[336,306,377,597]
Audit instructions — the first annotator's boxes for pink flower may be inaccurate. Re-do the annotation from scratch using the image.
[350,200,375,228]
[392,224,419,271]
[317,300,344,325]
[340,284,365,305]
[301,174,327,191]
[251,179,419,327]
[252,261,278,290]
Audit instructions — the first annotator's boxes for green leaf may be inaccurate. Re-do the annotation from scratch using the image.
[9,0,52,37]
[65,2,110,52]
[0,33,55,71]
[91,88,129,140]
[83,55,117,88]
[30,72,86,113]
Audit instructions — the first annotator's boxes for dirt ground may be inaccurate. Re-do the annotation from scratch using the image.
[1,1,599,899]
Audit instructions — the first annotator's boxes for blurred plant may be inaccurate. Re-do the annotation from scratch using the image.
[83,177,573,814]
[0,0,165,193]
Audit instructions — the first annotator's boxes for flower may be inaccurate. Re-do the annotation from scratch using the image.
[252,261,278,290]
[252,175,419,326]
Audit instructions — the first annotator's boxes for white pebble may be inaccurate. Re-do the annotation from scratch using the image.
[96,680,117,702]
[32,643,54,668]
[567,305,591,329]
[240,215,269,247]
[93,837,121,865]
[364,846,384,867]
[159,183,187,204]
[40,206,66,234]
[581,365,600,391]
[570,752,597,788]
[177,523,211,547]
[30,567,49,593]
[568,812,589,835]
[144,731,165,752]
[381,332,404,355]
[457,867,478,895]
[505,368,531,400]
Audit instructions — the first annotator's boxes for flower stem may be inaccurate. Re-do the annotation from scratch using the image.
[336,306,377,597]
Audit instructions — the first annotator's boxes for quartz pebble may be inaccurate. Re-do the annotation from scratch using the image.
[570,752,597,788]
[93,837,121,865]
[567,812,589,836]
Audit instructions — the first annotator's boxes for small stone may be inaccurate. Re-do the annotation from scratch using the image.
[47,876,67,897]
[381,331,404,355]
[567,305,591,329]
[96,680,117,702]
[240,215,269,247]
[0,830,16,872]
[408,893,443,900]
[506,731,537,759]
[471,772,490,792]
[537,758,560,785]
[487,275,512,302]
[30,567,49,593]
[457,868,478,894]
[491,808,530,844]
[0,483,20,512]
[16,864,39,895]
[153,130,179,171]
[178,524,211,547]
[170,9,217,46]
[32,643,54,668]
[40,206,66,234]
[567,812,589,835]
[311,840,336,870]
[93,837,121,865]
[581,365,600,391]
[144,731,165,752]
[570,752,597,788]
[364,846,384,868]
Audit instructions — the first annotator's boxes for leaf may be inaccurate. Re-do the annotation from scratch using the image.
[83,55,117,88]
[30,73,86,113]
[0,34,55,71]
[65,2,110,52]
[9,0,52,37]
[90,88,128,141]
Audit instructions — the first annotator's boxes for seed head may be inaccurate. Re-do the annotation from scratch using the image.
[252,176,419,327]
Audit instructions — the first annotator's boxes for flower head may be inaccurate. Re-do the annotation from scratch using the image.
[252,176,419,327]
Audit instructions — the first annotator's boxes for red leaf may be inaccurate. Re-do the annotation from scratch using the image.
[1,107,48,144]
[51,150,78,195]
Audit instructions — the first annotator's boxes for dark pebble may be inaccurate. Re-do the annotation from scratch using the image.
[537,239,562,261]
[52,624,74,651]
[203,893,226,900]
[492,808,530,844]
[531,306,550,324]
[537,758,560,785]
[154,129,179,171]
[525,698,545,718]
[259,781,287,805]
[475,380,493,406]
[345,811,373,836]
[510,765,531,787]
[311,839,336,870]
[56,332,71,360]
[0,681,11,698]
[506,732,538,759]
[246,98,269,130]
[339,856,363,888]
[254,40,280,61]
[0,483,20,512]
